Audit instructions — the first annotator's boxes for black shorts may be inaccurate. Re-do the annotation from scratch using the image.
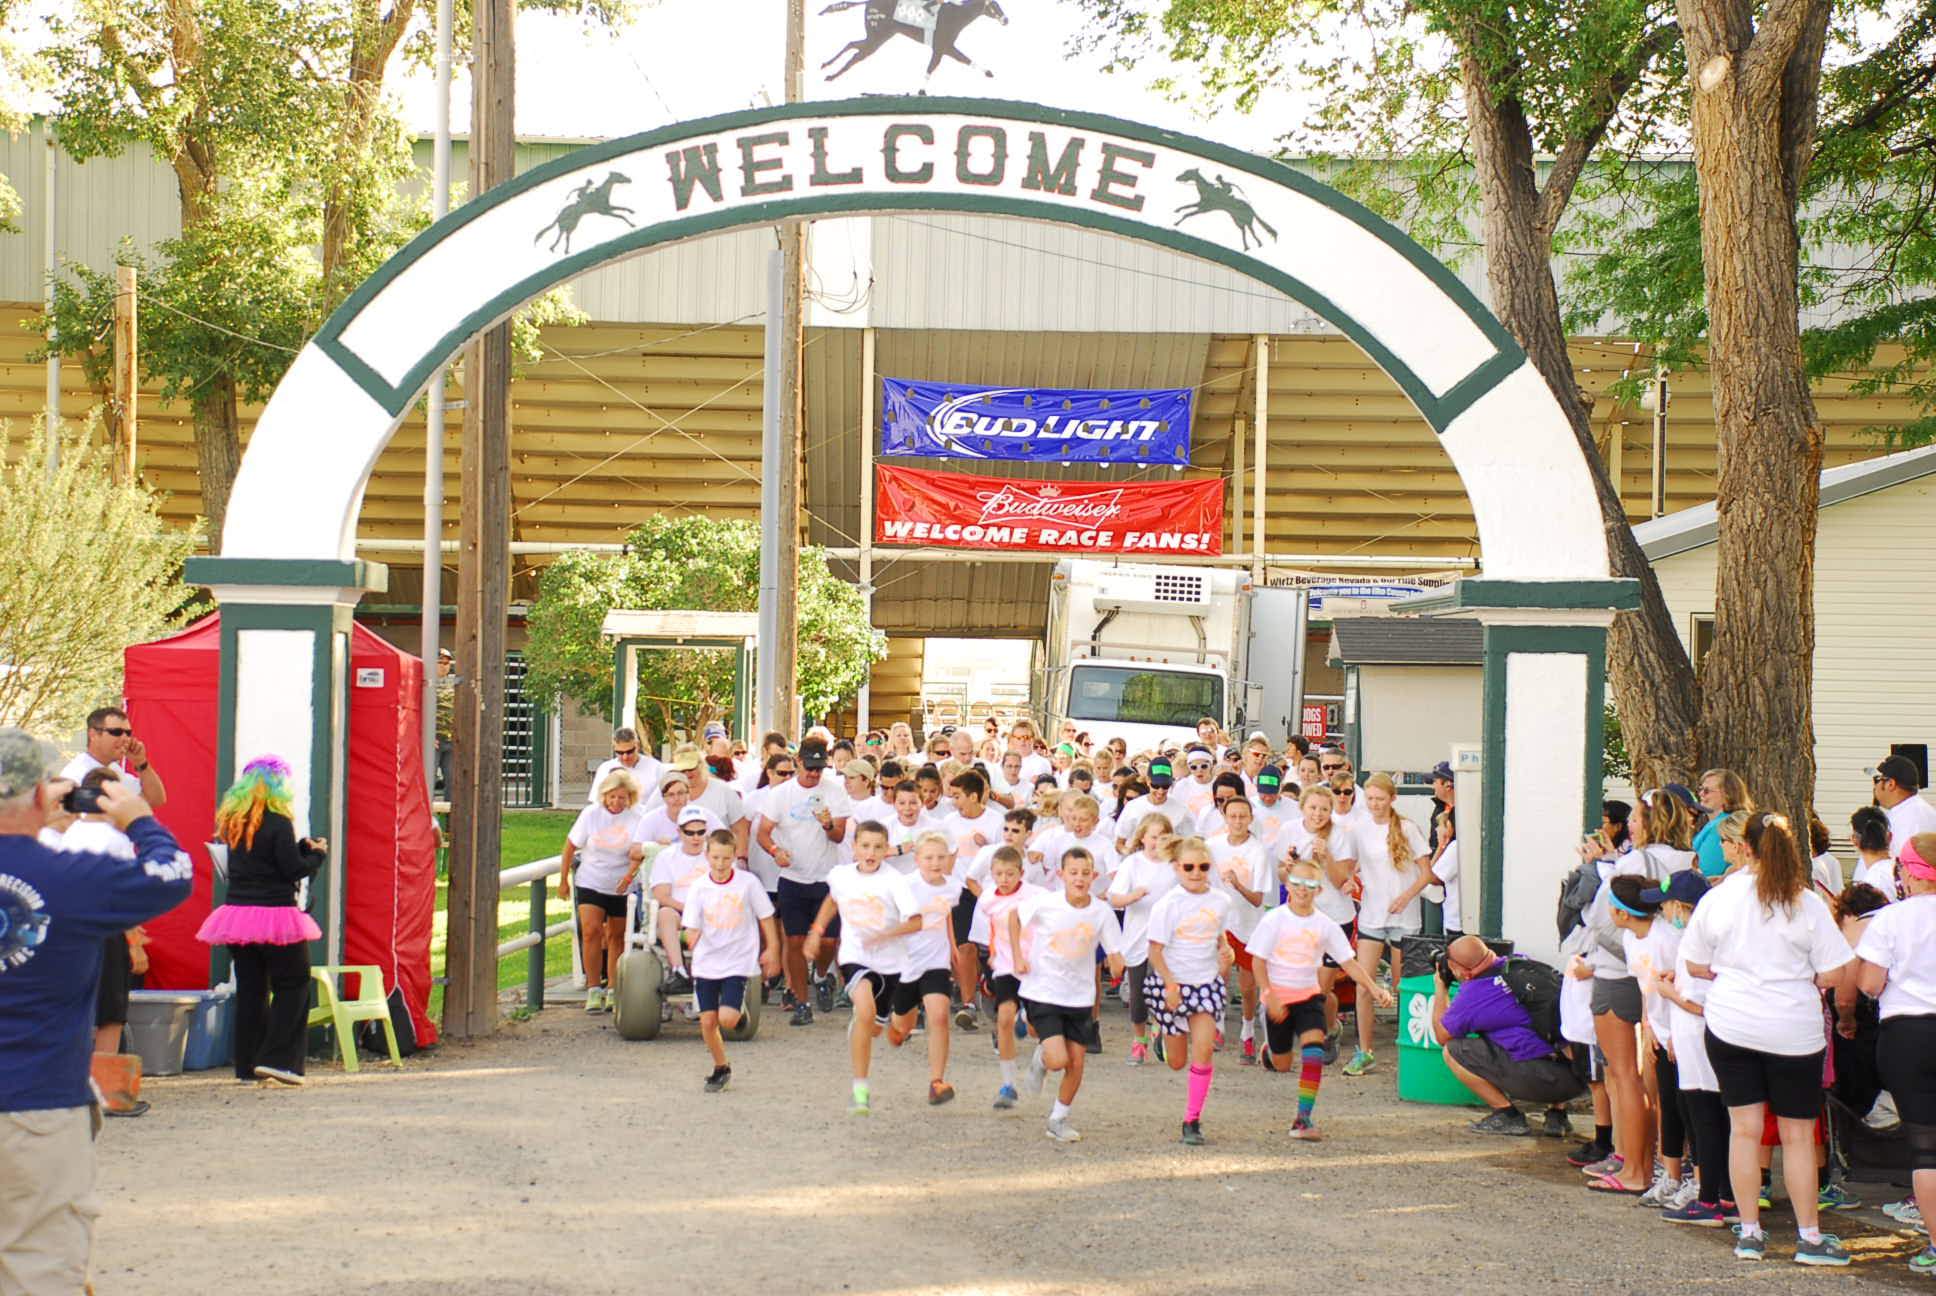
[892,967,954,1016]
[951,890,979,945]
[1704,1027,1825,1120]
[1877,1015,1936,1127]
[1446,1035,1584,1106]
[777,878,836,938]
[1591,975,1643,1025]
[839,963,898,1009]
[95,935,132,1028]
[989,973,1022,1006]
[1321,916,1357,969]
[1265,996,1329,1055]
[1021,998,1098,1049]
[574,885,627,918]
[694,975,747,1015]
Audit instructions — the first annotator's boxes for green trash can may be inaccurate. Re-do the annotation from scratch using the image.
[1396,974,1486,1107]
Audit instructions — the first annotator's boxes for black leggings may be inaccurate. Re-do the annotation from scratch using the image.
[1125,960,1149,1027]
[230,941,312,1079]
[1653,1043,1687,1159]
[1682,1088,1732,1205]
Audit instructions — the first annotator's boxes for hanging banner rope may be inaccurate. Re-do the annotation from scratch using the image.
[875,464,1223,555]
[880,378,1193,464]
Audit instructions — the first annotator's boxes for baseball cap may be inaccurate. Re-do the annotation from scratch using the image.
[676,806,712,828]
[843,757,877,780]
[702,722,727,741]
[1870,754,1922,791]
[1640,870,1708,908]
[799,739,830,770]
[437,647,454,660]
[1662,782,1699,812]
[0,727,53,801]
[1430,760,1454,783]
[669,743,703,771]
[1247,730,1270,745]
[1148,757,1175,787]
[1257,764,1283,792]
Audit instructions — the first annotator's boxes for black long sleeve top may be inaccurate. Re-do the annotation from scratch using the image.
[222,811,324,908]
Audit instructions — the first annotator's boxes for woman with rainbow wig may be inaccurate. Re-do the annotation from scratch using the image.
[195,756,328,1086]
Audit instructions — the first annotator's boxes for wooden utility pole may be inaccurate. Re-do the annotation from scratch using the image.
[772,0,807,735]
[111,266,137,483]
[443,0,515,1040]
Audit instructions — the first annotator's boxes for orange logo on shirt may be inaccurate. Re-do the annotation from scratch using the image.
[1047,920,1097,960]
[705,890,748,931]
[1271,927,1324,970]
[592,822,632,852]
[1174,903,1222,945]
[844,893,889,933]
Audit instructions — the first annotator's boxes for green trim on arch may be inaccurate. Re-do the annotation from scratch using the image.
[187,557,389,593]
[311,98,1527,434]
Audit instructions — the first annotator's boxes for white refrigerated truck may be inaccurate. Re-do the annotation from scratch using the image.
[1034,560,1308,753]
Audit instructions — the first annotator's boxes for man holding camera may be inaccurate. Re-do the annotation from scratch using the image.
[0,727,191,1293]
[1432,935,1582,1136]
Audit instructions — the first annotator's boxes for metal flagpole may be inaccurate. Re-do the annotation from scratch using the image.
[420,0,453,784]
[43,133,59,475]
[756,252,783,739]
[857,326,876,734]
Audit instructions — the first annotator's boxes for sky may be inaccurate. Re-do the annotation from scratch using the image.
[389,0,1298,153]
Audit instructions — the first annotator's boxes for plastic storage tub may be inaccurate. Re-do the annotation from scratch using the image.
[1395,974,1487,1107]
[124,991,198,1077]
[182,988,235,1071]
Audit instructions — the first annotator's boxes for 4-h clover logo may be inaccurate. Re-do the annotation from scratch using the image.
[1405,989,1434,1046]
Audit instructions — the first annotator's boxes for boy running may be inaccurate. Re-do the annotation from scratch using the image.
[1146,837,1237,1144]
[1010,846,1126,1142]
[805,821,914,1114]
[681,829,782,1092]
[1251,858,1394,1140]
[884,831,963,1104]
[970,845,1045,1109]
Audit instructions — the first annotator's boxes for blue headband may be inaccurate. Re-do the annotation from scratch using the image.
[1610,894,1652,918]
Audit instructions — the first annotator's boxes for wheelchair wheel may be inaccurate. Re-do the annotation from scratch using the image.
[723,976,763,1041]
[613,948,664,1041]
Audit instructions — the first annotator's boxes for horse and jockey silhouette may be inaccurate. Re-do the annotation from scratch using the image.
[1174,169,1278,251]
[821,0,1008,81]
[534,172,634,254]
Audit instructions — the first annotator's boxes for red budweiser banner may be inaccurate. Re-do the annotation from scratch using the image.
[875,464,1224,555]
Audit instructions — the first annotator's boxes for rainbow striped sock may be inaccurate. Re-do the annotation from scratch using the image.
[1296,1045,1324,1124]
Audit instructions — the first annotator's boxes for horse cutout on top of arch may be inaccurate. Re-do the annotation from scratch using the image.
[220,96,1611,581]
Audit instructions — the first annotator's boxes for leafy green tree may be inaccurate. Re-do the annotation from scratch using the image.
[524,517,887,742]
[0,423,203,735]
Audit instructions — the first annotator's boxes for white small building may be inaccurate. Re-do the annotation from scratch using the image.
[1328,617,1484,779]
[1633,444,1936,844]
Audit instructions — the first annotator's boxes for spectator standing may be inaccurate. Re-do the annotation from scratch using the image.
[1850,806,1901,900]
[1691,769,1752,879]
[0,728,190,1295]
[1872,755,1936,857]
[675,742,748,863]
[60,706,166,808]
[433,648,455,796]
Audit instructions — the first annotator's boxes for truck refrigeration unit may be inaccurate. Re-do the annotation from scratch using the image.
[1035,560,1308,754]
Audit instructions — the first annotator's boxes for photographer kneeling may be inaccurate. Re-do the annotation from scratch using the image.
[1433,935,1583,1136]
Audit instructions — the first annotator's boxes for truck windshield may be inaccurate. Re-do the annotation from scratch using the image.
[1066,665,1223,728]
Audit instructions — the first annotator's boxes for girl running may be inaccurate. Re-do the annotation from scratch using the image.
[970,844,1045,1109]
[1108,813,1179,1066]
[1252,857,1394,1139]
[1342,772,1429,1076]
[1010,846,1126,1142]
[1207,796,1273,1063]
[1144,837,1237,1144]
[1282,784,1359,1054]
[884,831,963,1105]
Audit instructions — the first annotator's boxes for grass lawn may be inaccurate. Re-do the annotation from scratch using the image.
[429,810,580,1021]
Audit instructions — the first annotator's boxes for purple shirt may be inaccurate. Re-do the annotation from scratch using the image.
[1439,960,1552,1061]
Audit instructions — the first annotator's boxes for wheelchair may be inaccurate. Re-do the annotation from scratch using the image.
[610,883,763,1043]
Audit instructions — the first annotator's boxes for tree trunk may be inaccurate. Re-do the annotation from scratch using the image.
[1678,0,1831,824]
[192,371,241,543]
[1460,50,1704,790]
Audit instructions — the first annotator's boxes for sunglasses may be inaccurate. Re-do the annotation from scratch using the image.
[613,748,639,758]
[95,726,132,737]
[680,827,708,837]
[1188,762,1211,772]
[1320,763,1345,773]
[1178,862,1210,873]
[1286,876,1321,889]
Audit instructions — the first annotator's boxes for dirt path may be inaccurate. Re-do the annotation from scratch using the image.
[92,999,1923,1294]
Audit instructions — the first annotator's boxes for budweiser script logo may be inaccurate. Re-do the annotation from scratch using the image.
[973,482,1125,527]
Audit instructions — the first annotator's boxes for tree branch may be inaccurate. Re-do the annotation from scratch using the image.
[1535,19,1681,240]
[1742,0,1818,105]
[1778,0,1833,209]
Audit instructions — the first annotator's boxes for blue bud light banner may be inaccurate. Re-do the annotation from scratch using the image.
[880,378,1194,465]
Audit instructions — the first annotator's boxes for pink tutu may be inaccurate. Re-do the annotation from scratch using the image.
[195,905,321,947]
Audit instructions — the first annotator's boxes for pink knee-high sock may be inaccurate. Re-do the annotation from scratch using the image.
[1186,1063,1214,1121]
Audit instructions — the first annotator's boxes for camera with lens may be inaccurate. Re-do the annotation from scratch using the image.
[1436,952,1456,985]
[60,785,106,815]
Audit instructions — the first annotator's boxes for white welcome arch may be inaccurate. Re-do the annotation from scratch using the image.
[187,99,1636,963]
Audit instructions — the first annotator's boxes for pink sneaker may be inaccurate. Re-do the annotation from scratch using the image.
[1127,1042,1149,1066]
[1241,1038,1258,1064]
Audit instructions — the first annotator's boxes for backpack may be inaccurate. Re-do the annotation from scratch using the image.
[1555,860,1600,941]
[1497,955,1565,1049]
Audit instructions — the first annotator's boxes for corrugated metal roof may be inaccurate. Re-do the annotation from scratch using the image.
[1328,617,1485,665]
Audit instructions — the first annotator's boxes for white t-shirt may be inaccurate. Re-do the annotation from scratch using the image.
[1252,798,1295,851]
[825,862,915,971]
[1175,777,1219,825]
[1853,857,1903,901]
[1430,840,1463,932]
[1283,819,1358,924]
[681,869,775,980]
[1669,936,1718,1091]
[1106,850,1178,965]
[1623,921,1682,1042]
[1145,886,1235,987]
[899,873,962,976]
[1681,870,1853,1056]
[1886,794,1936,857]
[970,881,1046,977]
[1114,792,1195,852]
[1855,893,1936,1020]
[686,775,746,830]
[566,804,644,893]
[742,786,779,890]
[632,804,723,848]
[1028,826,1117,890]
[1207,832,1272,941]
[1587,844,1685,978]
[881,812,937,873]
[760,776,852,884]
[59,753,144,798]
[1250,905,1355,1006]
[648,845,711,908]
[1810,852,1844,896]
[59,819,134,860]
[1015,891,1123,1009]
[846,794,895,839]
[1353,814,1429,933]
[939,809,999,869]
[587,755,663,805]
[1016,753,1053,785]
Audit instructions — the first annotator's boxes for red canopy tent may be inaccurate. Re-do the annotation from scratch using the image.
[123,614,441,1045]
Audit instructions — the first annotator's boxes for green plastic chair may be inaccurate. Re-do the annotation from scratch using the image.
[308,965,402,1073]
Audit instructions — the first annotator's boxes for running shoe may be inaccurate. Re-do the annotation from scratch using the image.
[993,1084,1019,1111]
[1320,1038,1339,1067]
[1241,1038,1258,1066]
[1342,1049,1374,1076]
[1885,1198,1925,1226]
[814,973,836,1014]
[850,1083,871,1116]
[1467,1107,1530,1136]
[1909,1244,1936,1276]
[1045,1117,1082,1143]
[955,1004,980,1032]
[1180,1119,1205,1146]
[1720,1199,1740,1222]
[1794,1235,1851,1267]
[1566,1140,1612,1168]
[1639,1173,1682,1208]
[1214,1027,1226,1052]
[1732,1226,1767,1261]
[704,1066,731,1093]
[1661,1201,1727,1228]
[1127,1042,1149,1066]
[1151,1035,1166,1064]
[1085,1025,1102,1056]
[1288,1120,1323,1142]
[662,969,694,995]
[1024,1046,1048,1096]
[1580,1152,1625,1178]
[928,1080,956,1106]
[788,1002,814,1027]
[1757,1180,1773,1210]
[252,1066,303,1087]
[1865,1091,1902,1130]
[833,984,853,1011]
[1541,1109,1572,1140]
[1818,1182,1861,1210]
[584,987,604,1013]
[1667,1179,1701,1211]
